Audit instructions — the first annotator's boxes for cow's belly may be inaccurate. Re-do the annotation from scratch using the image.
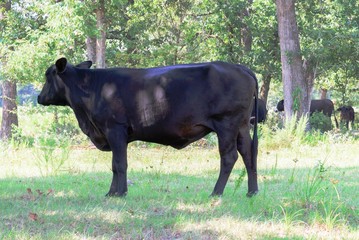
[90,136,111,151]
[136,124,212,149]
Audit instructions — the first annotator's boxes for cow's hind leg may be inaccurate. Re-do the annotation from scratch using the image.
[237,127,258,197]
[211,126,239,196]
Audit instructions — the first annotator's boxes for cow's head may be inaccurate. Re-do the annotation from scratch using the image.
[37,58,92,106]
[276,99,284,112]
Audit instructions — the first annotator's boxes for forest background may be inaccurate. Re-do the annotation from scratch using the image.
[0,0,358,140]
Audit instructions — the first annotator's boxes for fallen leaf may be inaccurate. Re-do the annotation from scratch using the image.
[330,178,339,184]
[29,212,38,221]
[47,189,54,195]
[36,189,44,196]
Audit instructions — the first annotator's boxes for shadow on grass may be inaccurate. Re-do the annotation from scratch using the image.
[0,167,358,239]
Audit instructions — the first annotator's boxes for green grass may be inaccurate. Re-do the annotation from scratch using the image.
[1,142,358,239]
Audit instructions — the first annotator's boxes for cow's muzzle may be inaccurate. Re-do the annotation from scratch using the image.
[37,95,48,106]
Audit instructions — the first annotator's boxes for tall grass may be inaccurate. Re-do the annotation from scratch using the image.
[260,113,308,150]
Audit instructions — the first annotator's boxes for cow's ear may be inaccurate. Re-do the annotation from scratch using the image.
[55,57,67,73]
[76,61,92,69]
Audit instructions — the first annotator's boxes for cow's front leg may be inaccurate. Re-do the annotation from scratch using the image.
[106,126,128,197]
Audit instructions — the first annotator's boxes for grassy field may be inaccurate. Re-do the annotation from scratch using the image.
[0,138,358,239]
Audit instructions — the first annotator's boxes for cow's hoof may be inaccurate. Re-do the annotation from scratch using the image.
[209,192,223,198]
[246,190,258,198]
[106,191,127,197]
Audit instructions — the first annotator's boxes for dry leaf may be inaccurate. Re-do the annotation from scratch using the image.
[47,189,54,195]
[29,212,38,221]
[36,189,44,196]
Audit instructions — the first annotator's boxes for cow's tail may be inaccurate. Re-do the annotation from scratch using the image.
[334,108,339,128]
[334,112,339,129]
[251,75,258,172]
[236,64,258,171]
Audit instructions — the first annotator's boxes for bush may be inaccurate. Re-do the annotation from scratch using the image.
[259,113,308,150]
[264,110,285,130]
[10,125,35,148]
[309,111,333,132]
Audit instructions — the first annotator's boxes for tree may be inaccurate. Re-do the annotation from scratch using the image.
[296,0,359,105]
[250,0,280,104]
[0,0,88,139]
[0,0,18,140]
[276,0,309,119]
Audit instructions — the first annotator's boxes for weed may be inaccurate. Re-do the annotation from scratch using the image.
[280,205,304,227]
[270,154,278,177]
[33,130,70,176]
[233,167,246,195]
[288,158,298,184]
[320,200,343,230]
[302,160,328,203]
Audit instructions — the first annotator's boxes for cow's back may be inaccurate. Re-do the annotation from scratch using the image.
[310,99,334,116]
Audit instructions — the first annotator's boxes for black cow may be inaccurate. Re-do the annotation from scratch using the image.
[276,99,334,117]
[337,106,355,129]
[38,58,259,197]
[251,98,267,124]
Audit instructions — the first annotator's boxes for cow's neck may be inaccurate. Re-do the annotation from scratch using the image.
[65,74,93,111]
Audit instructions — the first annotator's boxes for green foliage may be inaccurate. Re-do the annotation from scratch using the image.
[292,87,302,111]
[301,160,329,203]
[0,0,86,84]
[1,0,357,108]
[297,0,359,105]
[309,111,333,132]
[260,113,308,150]
[10,125,35,148]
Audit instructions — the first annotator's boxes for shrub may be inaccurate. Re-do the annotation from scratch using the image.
[10,125,35,148]
[260,113,308,150]
[309,111,333,132]
[264,110,284,130]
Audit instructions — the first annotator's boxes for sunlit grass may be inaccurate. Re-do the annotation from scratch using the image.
[1,140,358,239]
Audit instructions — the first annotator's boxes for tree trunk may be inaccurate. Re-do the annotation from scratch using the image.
[0,80,18,140]
[259,73,271,104]
[0,1,18,141]
[276,0,309,120]
[240,0,253,52]
[95,0,106,68]
[86,36,96,63]
[303,58,316,102]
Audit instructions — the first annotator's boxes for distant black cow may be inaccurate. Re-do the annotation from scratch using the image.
[251,98,267,124]
[38,58,259,197]
[337,106,355,129]
[276,99,334,117]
